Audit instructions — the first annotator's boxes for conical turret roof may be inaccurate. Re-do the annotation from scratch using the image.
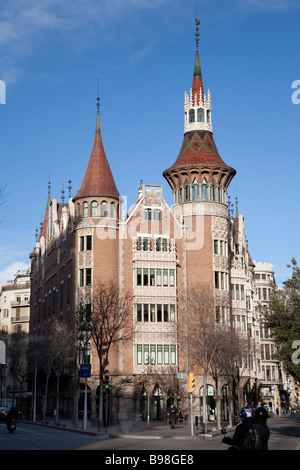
[163,19,236,189]
[74,104,120,201]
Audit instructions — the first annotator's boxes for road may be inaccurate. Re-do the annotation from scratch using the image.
[1,415,299,453]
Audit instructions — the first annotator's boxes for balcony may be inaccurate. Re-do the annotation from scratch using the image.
[11,315,30,323]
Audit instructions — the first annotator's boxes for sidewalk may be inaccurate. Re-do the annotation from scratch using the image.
[26,417,232,440]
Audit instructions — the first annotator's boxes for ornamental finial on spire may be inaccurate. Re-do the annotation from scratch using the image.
[195,18,200,52]
[97,74,100,115]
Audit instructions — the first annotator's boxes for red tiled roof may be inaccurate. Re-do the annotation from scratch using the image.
[169,130,229,169]
[74,113,119,200]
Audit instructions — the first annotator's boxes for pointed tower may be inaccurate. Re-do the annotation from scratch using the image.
[73,97,120,304]
[74,97,120,203]
[163,19,235,208]
[163,20,236,376]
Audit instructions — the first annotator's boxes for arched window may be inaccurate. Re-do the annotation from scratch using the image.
[174,190,178,204]
[192,179,199,201]
[207,110,211,123]
[83,201,88,218]
[189,109,195,123]
[184,180,190,201]
[178,188,183,203]
[218,187,223,203]
[197,108,204,122]
[200,385,216,421]
[210,183,216,201]
[91,201,98,217]
[201,178,208,201]
[110,202,115,218]
[101,201,107,217]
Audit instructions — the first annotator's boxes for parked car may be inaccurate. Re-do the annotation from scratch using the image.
[0,407,10,421]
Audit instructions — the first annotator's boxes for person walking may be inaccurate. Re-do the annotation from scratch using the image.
[167,403,178,429]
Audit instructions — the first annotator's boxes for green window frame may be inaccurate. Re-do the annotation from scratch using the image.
[164,345,169,364]
[157,345,163,364]
[137,345,142,364]
[144,345,149,364]
[137,304,142,322]
[171,345,176,364]
[150,345,156,364]
[83,201,88,218]
[91,201,98,217]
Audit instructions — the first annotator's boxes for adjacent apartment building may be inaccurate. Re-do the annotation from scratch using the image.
[0,269,31,408]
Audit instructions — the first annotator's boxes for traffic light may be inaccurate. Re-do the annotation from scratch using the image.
[102,375,109,393]
[188,372,195,393]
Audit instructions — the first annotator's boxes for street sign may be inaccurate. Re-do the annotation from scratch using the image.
[80,364,91,378]
[177,373,188,379]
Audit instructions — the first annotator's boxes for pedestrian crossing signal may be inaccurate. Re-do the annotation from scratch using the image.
[102,375,109,392]
[188,372,195,393]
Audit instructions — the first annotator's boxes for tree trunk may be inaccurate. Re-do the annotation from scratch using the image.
[55,373,60,425]
[228,382,233,427]
[215,378,221,430]
[42,373,50,422]
[147,394,150,428]
[202,370,207,434]
[98,374,104,430]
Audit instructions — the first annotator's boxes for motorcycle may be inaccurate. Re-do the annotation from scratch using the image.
[220,428,239,451]
[7,418,16,433]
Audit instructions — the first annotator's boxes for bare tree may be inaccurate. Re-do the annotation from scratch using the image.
[186,284,219,434]
[208,325,230,430]
[36,321,74,424]
[50,321,74,424]
[7,331,28,412]
[30,335,53,422]
[89,281,132,429]
[137,363,179,428]
[218,327,256,426]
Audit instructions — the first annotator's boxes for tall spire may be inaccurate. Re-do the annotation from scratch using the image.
[163,18,236,194]
[192,18,204,104]
[74,94,120,201]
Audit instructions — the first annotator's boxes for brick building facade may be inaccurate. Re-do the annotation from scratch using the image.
[29,21,285,422]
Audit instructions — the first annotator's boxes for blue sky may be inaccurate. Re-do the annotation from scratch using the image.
[0,0,299,286]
